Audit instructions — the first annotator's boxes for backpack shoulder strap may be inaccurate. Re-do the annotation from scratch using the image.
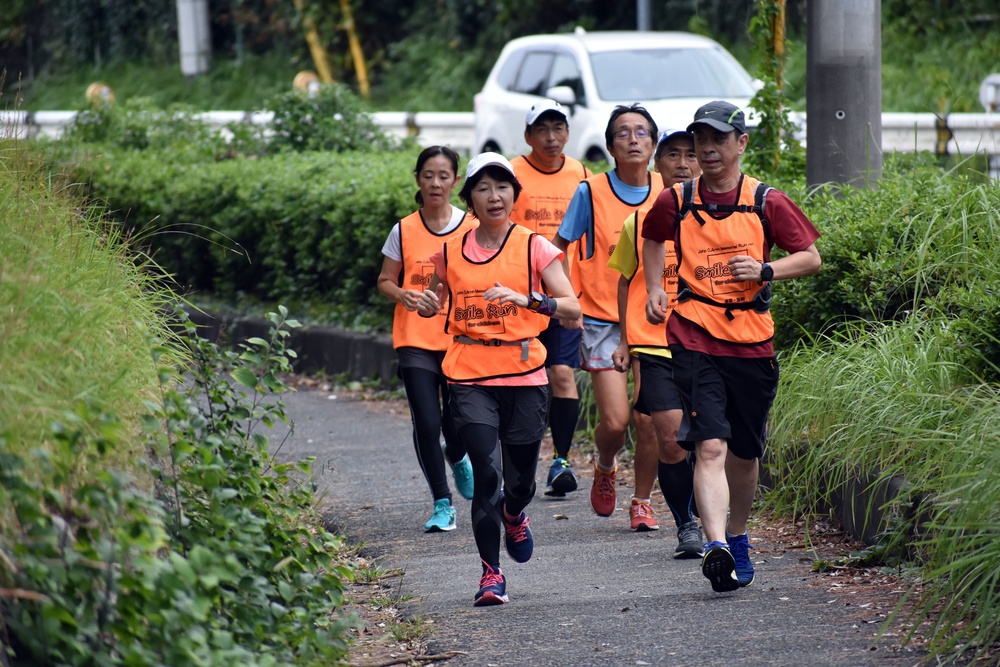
[674,179,696,225]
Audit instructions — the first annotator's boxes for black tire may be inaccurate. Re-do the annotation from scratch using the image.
[585,146,609,164]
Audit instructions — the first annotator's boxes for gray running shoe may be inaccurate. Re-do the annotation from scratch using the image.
[674,521,705,559]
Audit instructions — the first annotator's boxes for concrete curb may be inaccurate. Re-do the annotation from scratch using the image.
[186,309,398,386]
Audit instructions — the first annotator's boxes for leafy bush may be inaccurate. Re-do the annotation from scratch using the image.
[1,308,355,665]
[266,83,403,153]
[58,147,421,330]
[0,138,182,473]
[767,315,1000,663]
[772,154,1000,377]
[1,141,355,664]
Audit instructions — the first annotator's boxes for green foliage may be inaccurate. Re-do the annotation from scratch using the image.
[766,315,1000,662]
[266,83,403,154]
[0,139,183,472]
[0,143,355,663]
[374,34,490,112]
[743,0,806,184]
[772,154,1000,378]
[51,144,421,331]
[14,53,303,112]
[65,97,221,156]
[0,308,355,665]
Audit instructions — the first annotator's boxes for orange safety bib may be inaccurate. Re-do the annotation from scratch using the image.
[392,210,477,350]
[624,210,677,349]
[441,225,548,382]
[509,154,588,242]
[673,175,774,345]
[573,173,663,322]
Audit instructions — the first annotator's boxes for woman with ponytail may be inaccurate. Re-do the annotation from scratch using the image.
[377,146,478,532]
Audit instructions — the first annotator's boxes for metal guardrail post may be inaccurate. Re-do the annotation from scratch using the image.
[934,114,952,156]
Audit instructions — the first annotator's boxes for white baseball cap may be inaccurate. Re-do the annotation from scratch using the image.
[465,152,516,182]
[658,128,692,145]
[525,99,568,127]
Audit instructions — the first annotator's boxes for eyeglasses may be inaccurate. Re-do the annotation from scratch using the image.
[614,128,651,141]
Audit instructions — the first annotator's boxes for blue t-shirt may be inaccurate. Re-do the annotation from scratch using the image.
[557,169,650,326]
[558,169,650,258]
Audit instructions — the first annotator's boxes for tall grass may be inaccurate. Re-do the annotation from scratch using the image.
[768,317,1000,659]
[763,156,1000,660]
[0,138,183,477]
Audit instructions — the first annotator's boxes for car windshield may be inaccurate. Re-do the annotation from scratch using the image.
[590,47,756,101]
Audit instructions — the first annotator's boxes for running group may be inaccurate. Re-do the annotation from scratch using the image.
[377,98,821,605]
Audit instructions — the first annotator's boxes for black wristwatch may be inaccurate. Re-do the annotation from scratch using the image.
[759,263,774,282]
[525,291,545,312]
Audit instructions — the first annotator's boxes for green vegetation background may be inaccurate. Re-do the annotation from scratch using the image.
[3,0,998,114]
[4,0,1000,662]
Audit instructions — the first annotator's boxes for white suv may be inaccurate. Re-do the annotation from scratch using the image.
[473,28,758,162]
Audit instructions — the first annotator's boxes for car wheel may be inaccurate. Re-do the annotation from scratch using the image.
[585,146,609,165]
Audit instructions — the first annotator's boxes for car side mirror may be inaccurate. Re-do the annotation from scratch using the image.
[547,85,577,110]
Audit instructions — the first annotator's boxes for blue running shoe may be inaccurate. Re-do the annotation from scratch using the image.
[728,532,755,587]
[450,455,474,500]
[474,561,508,606]
[701,541,739,592]
[424,498,456,532]
[500,492,534,563]
[546,457,578,496]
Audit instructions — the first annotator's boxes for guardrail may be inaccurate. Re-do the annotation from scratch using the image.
[3,109,998,177]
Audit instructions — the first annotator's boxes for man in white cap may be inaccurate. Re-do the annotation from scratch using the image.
[510,99,590,497]
[642,101,821,592]
[607,128,704,555]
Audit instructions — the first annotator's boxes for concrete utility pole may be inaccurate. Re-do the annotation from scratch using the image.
[807,0,882,187]
[637,0,651,31]
[176,0,211,76]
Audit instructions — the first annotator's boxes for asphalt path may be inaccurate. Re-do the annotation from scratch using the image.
[276,386,928,667]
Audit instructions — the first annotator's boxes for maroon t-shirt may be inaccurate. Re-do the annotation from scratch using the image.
[641,179,820,358]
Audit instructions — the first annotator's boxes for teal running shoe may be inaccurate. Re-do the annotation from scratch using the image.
[424,498,456,532]
[450,455,475,500]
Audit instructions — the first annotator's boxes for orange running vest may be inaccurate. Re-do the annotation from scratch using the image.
[440,225,548,382]
[509,154,589,242]
[623,210,677,349]
[392,209,477,350]
[672,175,774,345]
[574,173,664,322]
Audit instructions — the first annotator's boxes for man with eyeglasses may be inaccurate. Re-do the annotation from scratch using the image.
[510,100,591,498]
[606,128,705,555]
[553,104,664,529]
[642,101,821,592]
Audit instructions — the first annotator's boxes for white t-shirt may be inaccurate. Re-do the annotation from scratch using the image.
[380,205,467,262]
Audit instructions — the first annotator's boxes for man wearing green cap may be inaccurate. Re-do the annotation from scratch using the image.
[640,100,822,592]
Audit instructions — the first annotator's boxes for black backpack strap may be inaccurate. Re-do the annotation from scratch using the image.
[675,178,696,225]
[754,181,774,246]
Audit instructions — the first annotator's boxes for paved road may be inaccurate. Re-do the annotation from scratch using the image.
[277,387,927,667]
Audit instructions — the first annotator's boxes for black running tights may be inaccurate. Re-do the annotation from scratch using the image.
[460,422,540,567]
[401,366,464,502]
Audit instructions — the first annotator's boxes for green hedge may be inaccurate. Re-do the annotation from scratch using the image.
[65,149,422,330]
[45,101,1000,378]
[775,154,1000,378]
